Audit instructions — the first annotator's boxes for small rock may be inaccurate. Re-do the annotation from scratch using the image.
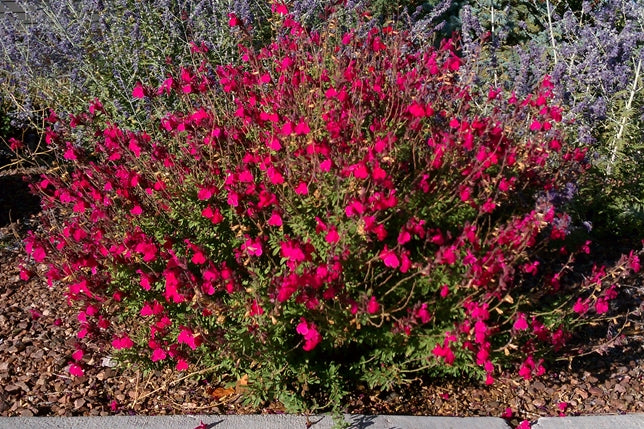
[574,387,589,399]
[585,374,599,383]
[588,386,604,396]
[614,383,627,393]
[74,398,86,410]
[18,408,33,417]
[4,384,20,393]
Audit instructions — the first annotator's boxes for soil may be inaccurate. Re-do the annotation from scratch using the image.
[0,172,642,428]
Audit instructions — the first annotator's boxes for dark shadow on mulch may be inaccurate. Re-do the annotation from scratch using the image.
[0,175,41,227]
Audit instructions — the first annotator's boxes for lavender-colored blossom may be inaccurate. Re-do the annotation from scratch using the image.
[459,0,642,160]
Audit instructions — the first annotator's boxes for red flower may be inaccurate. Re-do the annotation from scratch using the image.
[177,326,201,350]
[296,318,322,351]
[513,313,529,331]
[379,246,399,268]
[69,363,84,377]
[272,1,289,15]
[227,13,240,27]
[151,348,167,362]
[132,82,146,98]
[366,296,380,314]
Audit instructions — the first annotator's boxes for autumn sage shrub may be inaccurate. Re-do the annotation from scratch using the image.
[22,9,640,413]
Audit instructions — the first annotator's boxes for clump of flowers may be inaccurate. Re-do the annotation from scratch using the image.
[20,7,639,412]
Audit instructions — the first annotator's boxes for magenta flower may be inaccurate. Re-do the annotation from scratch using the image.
[151,348,167,362]
[325,228,340,244]
[132,82,145,98]
[267,136,282,151]
[140,302,156,317]
[379,246,400,268]
[137,270,154,291]
[202,205,224,224]
[268,211,283,226]
[513,313,529,331]
[177,326,201,350]
[19,267,32,281]
[266,167,284,184]
[249,300,264,316]
[227,13,239,27]
[595,298,609,314]
[71,348,84,361]
[432,342,455,365]
[628,251,641,272]
[242,237,263,257]
[112,334,134,350]
[415,303,431,324]
[280,240,306,262]
[366,296,380,314]
[440,285,449,298]
[296,318,322,351]
[68,363,84,377]
[280,121,294,136]
[63,145,77,161]
[176,359,189,371]
[459,186,471,202]
[130,205,143,216]
[407,102,426,118]
[295,181,309,195]
[573,298,589,315]
[272,2,289,15]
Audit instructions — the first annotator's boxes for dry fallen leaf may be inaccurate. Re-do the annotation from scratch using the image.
[207,386,235,401]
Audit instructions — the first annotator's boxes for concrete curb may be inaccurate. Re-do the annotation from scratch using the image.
[0,414,642,429]
[532,414,644,428]
[0,415,510,429]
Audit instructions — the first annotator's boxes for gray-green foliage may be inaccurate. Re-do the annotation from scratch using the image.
[0,0,271,129]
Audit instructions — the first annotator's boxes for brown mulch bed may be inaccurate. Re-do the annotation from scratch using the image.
[0,173,643,428]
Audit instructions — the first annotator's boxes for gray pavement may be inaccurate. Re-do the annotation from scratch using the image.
[0,414,642,428]
[533,414,644,428]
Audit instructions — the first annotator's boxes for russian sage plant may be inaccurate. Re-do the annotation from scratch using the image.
[458,0,644,240]
[0,0,272,136]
